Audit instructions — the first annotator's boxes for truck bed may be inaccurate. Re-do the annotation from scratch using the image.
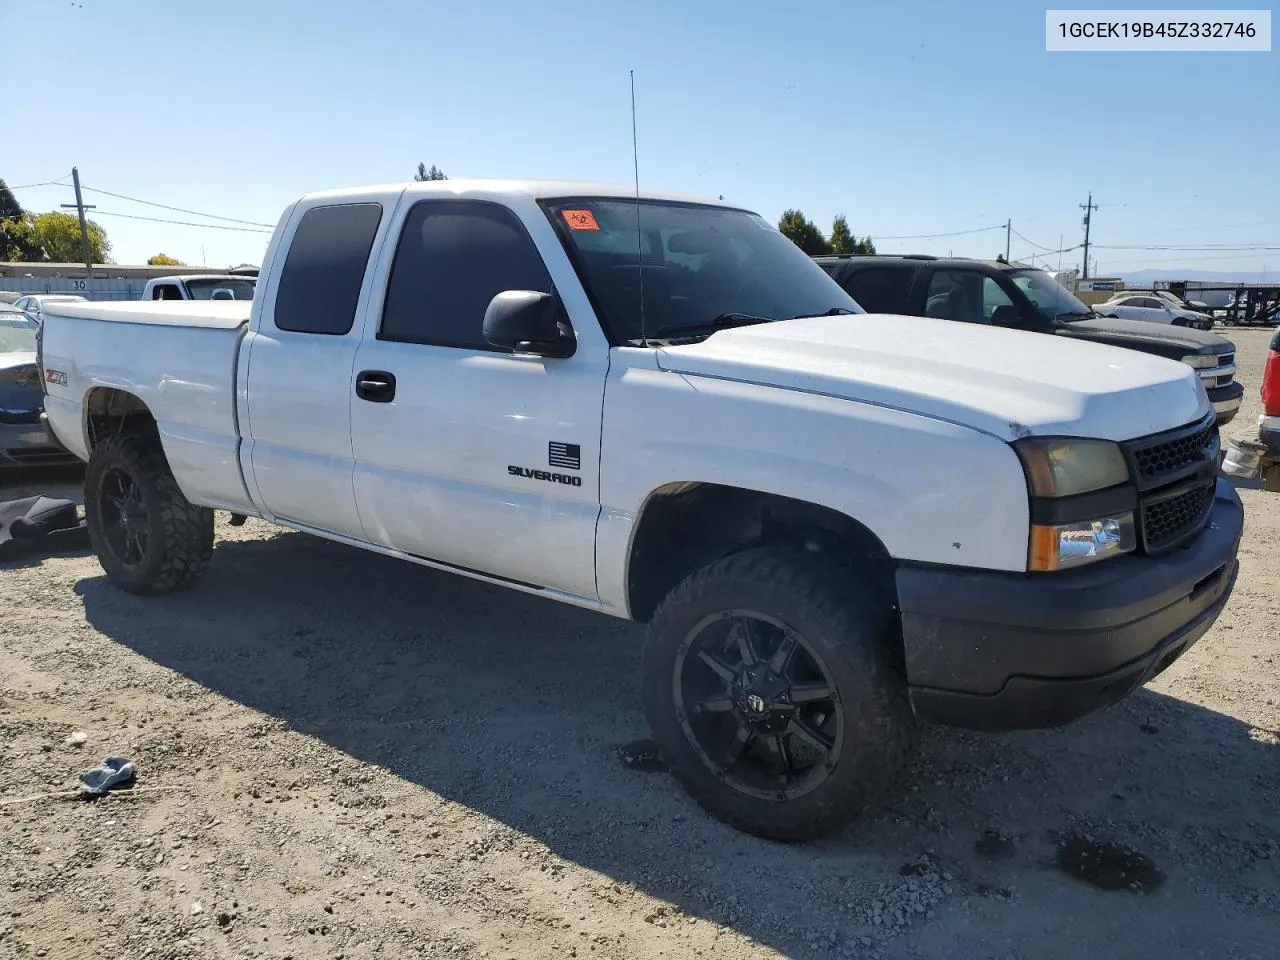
[40,300,255,512]
[47,299,251,329]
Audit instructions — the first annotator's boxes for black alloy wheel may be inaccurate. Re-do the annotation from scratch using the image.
[674,610,843,802]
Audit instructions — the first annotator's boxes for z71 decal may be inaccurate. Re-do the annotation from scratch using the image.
[508,466,582,487]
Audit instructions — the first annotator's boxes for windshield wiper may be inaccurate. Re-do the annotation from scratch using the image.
[1056,310,1096,321]
[789,306,858,319]
[645,312,776,341]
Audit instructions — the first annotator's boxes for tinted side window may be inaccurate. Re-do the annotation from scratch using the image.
[844,266,915,314]
[275,202,383,335]
[380,201,552,349]
[980,277,1014,318]
[924,270,987,324]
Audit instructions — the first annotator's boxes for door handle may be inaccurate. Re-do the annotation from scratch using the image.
[355,370,396,403]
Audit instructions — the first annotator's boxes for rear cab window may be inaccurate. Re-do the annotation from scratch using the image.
[274,202,384,335]
[186,278,256,301]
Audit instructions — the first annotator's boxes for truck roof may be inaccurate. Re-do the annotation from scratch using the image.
[813,254,1041,272]
[295,179,738,208]
[148,274,256,283]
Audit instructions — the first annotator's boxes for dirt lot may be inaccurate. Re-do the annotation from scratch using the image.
[1,329,1277,960]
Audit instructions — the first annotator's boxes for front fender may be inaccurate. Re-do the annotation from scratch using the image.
[595,364,1030,613]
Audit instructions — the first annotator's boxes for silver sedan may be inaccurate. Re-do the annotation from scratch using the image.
[1094,294,1213,330]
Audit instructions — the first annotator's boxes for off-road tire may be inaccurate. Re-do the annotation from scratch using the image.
[642,547,916,841]
[84,432,215,595]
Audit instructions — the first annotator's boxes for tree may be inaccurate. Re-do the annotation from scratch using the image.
[0,178,21,221]
[148,253,184,266]
[829,215,855,255]
[25,211,110,263]
[0,178,41,261]
[829,215,876,256]
[778,209,832,256]
[414,163,447,181]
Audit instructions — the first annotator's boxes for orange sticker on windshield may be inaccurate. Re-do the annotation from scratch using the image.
[562,209,600,231]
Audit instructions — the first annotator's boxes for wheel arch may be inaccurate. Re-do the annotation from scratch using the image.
[624,481,896,624]
[82,387,159,454]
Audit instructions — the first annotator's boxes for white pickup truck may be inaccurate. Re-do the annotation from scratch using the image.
[39,180,1243,840]
[141,274,256,302]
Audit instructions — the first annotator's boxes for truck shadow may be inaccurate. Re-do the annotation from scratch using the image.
[75,528,1278,959]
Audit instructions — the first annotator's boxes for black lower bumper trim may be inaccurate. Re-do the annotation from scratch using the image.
[908,559,1236,729]
[896,480,1243,731]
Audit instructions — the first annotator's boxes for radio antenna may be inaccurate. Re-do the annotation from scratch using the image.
[631,69,647,347]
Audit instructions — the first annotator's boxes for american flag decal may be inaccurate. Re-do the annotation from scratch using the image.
[548,442,581,471]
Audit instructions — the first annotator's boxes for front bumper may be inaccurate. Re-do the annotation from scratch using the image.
[1208,380,1244,425]
[0,413,81,469]
[896,480,1243,730]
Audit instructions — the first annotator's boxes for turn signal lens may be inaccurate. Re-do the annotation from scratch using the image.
[1029,514,1137,572]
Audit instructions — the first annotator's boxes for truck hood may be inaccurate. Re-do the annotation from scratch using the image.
[1056,315,1232,359]
[656,314,1208,443]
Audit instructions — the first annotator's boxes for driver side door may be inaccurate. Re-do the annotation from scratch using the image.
[348,198,609,600]
[922,269,1016,325]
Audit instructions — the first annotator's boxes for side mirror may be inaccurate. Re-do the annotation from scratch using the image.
[483,290,576,358]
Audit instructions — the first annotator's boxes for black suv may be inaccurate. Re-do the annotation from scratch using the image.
[815,255,1243,425]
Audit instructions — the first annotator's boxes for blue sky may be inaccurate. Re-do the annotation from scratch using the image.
[4,0,1277,275]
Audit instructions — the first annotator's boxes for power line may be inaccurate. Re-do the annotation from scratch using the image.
[1093,243,1280,252]
[7,175,72,190]
[82,184,276,228]
[876,224,1004,240]
[1013,243,1081,262]
[1104,251,1277,265]
[1010,226,1056,251]
[92,210,274,233]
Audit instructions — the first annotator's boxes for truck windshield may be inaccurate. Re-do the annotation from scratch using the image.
[185,278,257,301]
[543,198,863,344]
[1008,269,1093,321]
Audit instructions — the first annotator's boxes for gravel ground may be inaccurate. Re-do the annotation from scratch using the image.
[1,329,1276,960]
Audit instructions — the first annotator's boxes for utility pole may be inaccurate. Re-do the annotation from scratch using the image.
[60,166,95,275]
[1005,219,1011,261]
[1079,192,1097,279]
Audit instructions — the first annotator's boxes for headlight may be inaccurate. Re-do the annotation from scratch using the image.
[1181,354,1218,369]
[1014,437,1129,498]
[1029,514,1136,571]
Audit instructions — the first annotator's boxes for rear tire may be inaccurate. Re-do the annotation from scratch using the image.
[84,431,214,594]
[642,547,916,841]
